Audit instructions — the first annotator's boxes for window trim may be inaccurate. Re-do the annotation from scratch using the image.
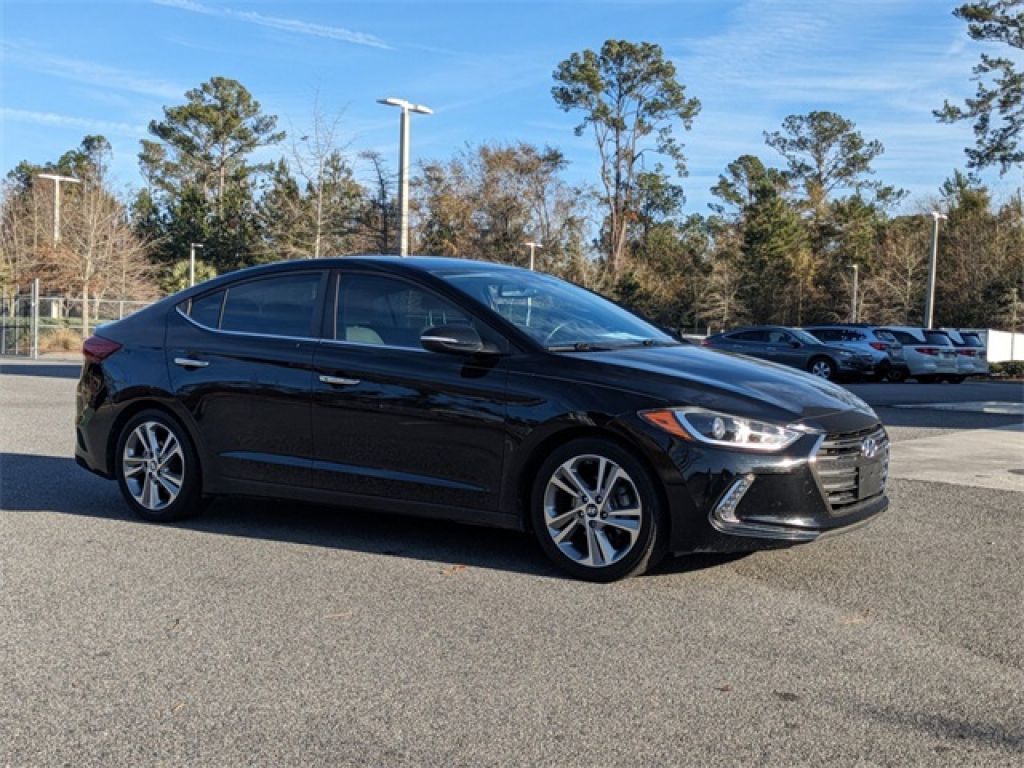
[177,270,328,342]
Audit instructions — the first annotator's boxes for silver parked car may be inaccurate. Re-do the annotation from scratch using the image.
[802,324,910,382]
[943,329,990,378]
[878,327,960,382]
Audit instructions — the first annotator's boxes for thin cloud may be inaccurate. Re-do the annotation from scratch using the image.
[153,0,391,50]
[1,42,183,100]
[1,108,145,137]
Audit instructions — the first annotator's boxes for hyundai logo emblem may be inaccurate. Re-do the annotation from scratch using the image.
[861,436,880,459]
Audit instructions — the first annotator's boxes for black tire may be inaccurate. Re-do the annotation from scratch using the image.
[115,409,203,522]
[916,374,939,383]
[885,367,908,383]
[944,375,965,384]
[530,437,667,582]
[807,356,836,380]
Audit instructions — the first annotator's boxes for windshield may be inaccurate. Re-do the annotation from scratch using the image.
[790,328,823,345]
[438,269,674,350]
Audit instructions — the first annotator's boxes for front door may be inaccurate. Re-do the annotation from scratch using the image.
[311,270,509,512]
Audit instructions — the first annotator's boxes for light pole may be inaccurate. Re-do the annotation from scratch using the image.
[850,263,859,323]
[924,211,947,329]
[189,243,204,287]
[377,97,432,257]
[523,241,543,271]
[36,173,80,242]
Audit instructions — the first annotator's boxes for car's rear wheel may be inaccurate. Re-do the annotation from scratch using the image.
[808,357,836,380]
[531,438,666,582]
[885,367,908,383]
[115,410,202,522]
[944,375,966,384]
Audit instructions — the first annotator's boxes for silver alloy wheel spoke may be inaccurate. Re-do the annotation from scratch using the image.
[542,454,642,569]
[123,421,185,512]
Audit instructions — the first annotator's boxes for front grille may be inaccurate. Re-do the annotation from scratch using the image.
[814,425,889,513]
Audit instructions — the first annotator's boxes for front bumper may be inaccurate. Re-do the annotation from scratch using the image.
[652,416,890,554]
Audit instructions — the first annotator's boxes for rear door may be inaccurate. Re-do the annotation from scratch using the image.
[167,271,326,487]
[310,269,510,512]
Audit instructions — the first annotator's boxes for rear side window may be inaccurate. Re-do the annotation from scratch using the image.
[874,330,898,343]
[810,329,838,341]
[730,330,768,342]
[188,290,224,328]
[924,331,952,346]
[219,273,323,337]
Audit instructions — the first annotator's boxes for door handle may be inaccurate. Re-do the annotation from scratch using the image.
[319,375,360,386]
[174,357,209,369]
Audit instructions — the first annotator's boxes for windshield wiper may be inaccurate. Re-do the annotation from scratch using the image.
[619,339,684,349]
[546,342,613,352]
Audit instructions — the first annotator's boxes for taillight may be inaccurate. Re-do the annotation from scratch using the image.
[700,339,711,347]
[956,349,977,357]
[83,335,122,363]
[869,341,888,351]
[916,346,939,356]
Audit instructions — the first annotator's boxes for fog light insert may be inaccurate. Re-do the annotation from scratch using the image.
[713,474,755,525]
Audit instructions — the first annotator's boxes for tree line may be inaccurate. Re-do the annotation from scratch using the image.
[1,1,1021,336]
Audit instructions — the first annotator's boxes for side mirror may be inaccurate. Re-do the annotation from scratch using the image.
[790,340,802,348]
[421,324,485,355]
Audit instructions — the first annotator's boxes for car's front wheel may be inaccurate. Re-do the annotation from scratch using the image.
[808,356,836,380]
[115,409,202,522]
[531,438,666,582]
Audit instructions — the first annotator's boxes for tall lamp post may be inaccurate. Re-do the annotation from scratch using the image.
[189,243,204,287]
[523,241,543,271]
[924,211,947,329]
[36,173,80,242]
[377,97,432,256]
[849,263,859,323]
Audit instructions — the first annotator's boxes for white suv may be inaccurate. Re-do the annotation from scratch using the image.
[944,329,990,378]
[878,327,960,383]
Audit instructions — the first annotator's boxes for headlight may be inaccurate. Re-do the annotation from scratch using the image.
[640,408,806,452]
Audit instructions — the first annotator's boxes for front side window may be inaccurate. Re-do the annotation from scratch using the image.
[335,274,476,349]
[730,330,769,342]
[437,269,674,351]
[218,273,322,337]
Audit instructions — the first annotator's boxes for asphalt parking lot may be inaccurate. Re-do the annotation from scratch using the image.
[2,361,1022,767]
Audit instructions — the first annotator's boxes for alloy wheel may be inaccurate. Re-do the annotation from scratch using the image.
[122,421,185,511]
[810,360,833,379]
[542,454,642,568]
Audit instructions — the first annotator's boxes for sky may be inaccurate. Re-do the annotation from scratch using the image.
[1,0,1021,215]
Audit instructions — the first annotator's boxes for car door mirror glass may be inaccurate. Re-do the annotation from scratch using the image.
[421,324,486,355]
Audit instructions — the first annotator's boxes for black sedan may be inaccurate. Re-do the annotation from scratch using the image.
[702,325,874,380]
[76,257,889,581]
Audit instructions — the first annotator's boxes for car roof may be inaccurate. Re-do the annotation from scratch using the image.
[260,255,524,274]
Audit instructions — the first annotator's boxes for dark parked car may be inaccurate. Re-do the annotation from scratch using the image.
[702,325,873,380]
[76,257,889,581]
[802,324,910,382]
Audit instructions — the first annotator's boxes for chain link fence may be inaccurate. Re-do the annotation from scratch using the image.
[1,281,154,358]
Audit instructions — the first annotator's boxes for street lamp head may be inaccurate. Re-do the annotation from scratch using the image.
[190,243,204,249]
[377,97,432,115]
[37,173,80,184]
[930,211,948,221]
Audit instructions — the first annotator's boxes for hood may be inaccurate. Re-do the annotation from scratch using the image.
[573,344,875,428]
